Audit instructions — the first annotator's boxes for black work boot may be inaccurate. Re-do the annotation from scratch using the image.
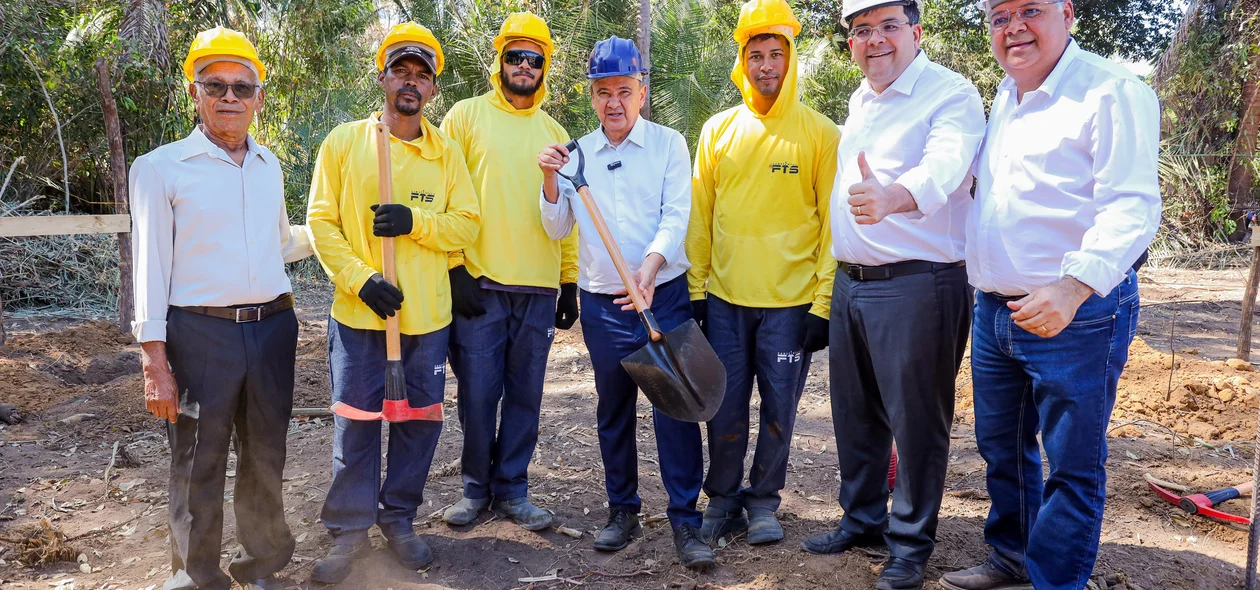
[800,525,886,555]
[674,523,716,570]
[593,509,642,552]
[939,554,1033,590]
[877,557,926,590]
[745,507,784,545]
[386,531,435,570]
[311,541,368,584]
[698,505,748,544]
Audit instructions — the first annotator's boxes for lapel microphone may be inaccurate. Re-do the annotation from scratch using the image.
[607,161,622,171]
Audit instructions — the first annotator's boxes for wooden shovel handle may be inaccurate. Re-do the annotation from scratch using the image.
[574,185,662,341]
[374,122,402,362]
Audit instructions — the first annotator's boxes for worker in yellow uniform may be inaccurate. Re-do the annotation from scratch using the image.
[438,12,578,531]
[305,22,479,584]
[688,0,840,548]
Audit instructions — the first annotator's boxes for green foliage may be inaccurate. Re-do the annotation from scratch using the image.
[1153,0,1257,249]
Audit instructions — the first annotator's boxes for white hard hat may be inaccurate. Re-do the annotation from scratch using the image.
[840,0,924,28]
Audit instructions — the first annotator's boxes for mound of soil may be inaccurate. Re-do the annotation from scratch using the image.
[1112,338,1259,441]
[1,322,140,416]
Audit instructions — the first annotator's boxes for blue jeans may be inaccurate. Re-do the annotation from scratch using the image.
[972,271,1139,590]
[579,277,704,529]
[702,296,810,514]
[320,319,448,545]
[448,290,555,501]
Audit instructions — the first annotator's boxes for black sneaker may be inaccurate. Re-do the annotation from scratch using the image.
[311,542,367,585]
[939,554,1033,590]
[593,509,642,552]
[674,524,716,570]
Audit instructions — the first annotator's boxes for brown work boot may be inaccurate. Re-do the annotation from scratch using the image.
[939,554,1033,590]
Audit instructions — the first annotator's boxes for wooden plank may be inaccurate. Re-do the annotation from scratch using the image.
[1238,245,1260,361]
[96,58,133,335]
[0,214,131,237]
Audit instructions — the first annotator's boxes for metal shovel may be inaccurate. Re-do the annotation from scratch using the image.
[556,140,725,423]
[329,122,444,423]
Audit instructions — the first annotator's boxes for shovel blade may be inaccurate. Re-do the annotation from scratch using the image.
[621,319,726,423]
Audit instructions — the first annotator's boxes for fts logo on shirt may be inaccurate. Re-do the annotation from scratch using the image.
[410,191,435,203]
[770,163,800,174]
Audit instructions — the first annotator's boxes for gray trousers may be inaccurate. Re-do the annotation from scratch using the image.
[163,306,297,590]
[829,264,970,564]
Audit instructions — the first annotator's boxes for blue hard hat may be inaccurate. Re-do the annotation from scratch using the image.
[586,36,647,80]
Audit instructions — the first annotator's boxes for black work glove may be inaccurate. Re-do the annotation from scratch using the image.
[692,299,708,335]
[448,265,486,318]
[358,273,404,319]
[802,313,829,353]
[555,283,579,330]
[370,203,413,237]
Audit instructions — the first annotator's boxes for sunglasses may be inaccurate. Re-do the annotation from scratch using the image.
[194,80,261,99]
[503,49,545,69]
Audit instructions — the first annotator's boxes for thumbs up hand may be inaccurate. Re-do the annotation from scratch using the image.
[846,151,915,225]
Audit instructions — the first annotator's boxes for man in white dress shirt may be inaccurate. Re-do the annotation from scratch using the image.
[130,27,312,590]
[940,2,1160,590]
[537,37,714,571]
[799,3,985,589]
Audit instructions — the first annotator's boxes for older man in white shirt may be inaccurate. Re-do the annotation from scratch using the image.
[130,27,311,590]
[537,37,715,571]
[799,2,984,589]
[940,2,1160,590]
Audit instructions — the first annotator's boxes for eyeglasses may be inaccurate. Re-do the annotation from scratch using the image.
[988,1,1064,30]
[848,19,911,42]
[194,80,261,99]
[503,49,545,69]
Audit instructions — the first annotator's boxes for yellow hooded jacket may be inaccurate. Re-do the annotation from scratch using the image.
[307,113,481,335]
[687,29,840,319]
[439,41,578,288]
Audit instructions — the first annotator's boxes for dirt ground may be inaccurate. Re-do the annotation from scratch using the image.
[1,267,1258,590]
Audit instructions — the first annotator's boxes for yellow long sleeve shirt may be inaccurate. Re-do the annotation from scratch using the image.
[307,113,481,335]
[440,50,578,288]
[687,30,840,319]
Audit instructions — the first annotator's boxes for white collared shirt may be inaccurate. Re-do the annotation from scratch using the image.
[968,41,1161,296]
[539,117,691,294]
[130,127,313,342]
[831,51,987,266]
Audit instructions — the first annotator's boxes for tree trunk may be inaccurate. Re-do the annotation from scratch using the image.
[96,58,134,336]
[1229,38,1260,207]
[637,0,652,120]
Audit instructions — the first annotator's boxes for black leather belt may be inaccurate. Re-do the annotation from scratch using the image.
[178,293,294,323]
[987,292,1026,302]
[839,260,965,281]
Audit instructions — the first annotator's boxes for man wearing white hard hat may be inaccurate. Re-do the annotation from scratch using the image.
[131,26,313,590]
[939,2,1160,590]
[799,2,984,589]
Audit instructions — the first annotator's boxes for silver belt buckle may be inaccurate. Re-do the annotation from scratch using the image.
[235,306,262,323]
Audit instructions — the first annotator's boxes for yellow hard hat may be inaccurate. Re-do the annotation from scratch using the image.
[183,26,267,83]
[494,12,554,58]
[376,22,445,75]
[732,0,802,46]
